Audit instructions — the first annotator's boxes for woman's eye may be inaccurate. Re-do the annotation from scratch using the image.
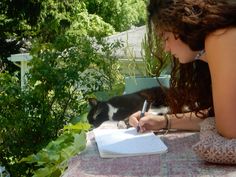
[164,36,169,41]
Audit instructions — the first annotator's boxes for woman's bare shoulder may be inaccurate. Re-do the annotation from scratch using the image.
[205,27,236,63]
[205,27,236,45]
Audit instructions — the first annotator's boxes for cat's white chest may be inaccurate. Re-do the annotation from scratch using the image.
[107,104,118,120]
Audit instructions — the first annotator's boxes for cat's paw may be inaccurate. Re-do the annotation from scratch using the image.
[117,121,128,129]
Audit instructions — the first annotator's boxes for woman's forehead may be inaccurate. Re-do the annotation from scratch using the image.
[156,29,172,37]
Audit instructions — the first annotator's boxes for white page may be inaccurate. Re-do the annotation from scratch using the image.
[93,127,168,158]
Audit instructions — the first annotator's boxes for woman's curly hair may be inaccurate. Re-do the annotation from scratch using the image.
[147,0,236,117]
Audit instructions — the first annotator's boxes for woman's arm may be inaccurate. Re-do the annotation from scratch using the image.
[167,112,205,131]
[206,28,236,138]
[129,110,206,133]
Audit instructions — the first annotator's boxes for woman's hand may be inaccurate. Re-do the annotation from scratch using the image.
[129,111,166,133]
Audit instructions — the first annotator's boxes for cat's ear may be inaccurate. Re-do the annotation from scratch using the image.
[88,98,98,107]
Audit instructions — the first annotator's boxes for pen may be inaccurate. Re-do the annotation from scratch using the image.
[137,100,148,132]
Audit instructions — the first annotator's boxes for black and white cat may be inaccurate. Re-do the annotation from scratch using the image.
[87,86,169,128]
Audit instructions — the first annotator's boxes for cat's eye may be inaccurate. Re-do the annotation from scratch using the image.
[93,110,102,120]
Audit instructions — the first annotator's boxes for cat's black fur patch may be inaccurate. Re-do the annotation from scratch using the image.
[87,86,168,128]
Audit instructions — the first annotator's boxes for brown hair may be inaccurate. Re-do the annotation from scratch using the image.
[147,0,236,116]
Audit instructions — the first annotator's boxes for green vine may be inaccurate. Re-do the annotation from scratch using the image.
[20,122,91,177]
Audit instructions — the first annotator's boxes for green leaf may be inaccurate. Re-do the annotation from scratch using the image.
[33,166,58,177]
[63,122,91,132]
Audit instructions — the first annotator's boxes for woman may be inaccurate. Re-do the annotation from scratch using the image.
[129,0,236,163]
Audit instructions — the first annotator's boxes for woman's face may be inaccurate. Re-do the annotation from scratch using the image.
[161,32,199,63]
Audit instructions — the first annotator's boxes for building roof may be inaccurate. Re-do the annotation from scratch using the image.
[106,26,146,59]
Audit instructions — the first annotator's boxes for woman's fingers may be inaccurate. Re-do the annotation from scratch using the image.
[138,117,151,132]
[129,111,141,127]
[138,115,163,132]
[129,111,159,133]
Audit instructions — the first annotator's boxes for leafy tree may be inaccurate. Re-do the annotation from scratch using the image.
[1,0,147,72]
[0,0,146,176]
[37,1,115,45]
[0,0,41,72]
[0,37,124,176]
[83,0,147,31]
[0,0,114,71]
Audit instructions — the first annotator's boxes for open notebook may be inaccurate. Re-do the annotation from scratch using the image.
[93,127,168,158]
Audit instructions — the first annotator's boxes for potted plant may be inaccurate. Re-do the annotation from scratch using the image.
[124,29,171,94]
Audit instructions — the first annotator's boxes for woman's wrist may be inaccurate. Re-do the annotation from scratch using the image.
[164,114,171,129]
[154,114,171,132]
[163,114,171,133]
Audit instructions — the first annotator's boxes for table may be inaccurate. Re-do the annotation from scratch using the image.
[63,121,236,177]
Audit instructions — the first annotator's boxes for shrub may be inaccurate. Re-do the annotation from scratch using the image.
[0,37,124,176]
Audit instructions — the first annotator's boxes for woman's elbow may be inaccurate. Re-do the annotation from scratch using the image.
[216,123,236,139]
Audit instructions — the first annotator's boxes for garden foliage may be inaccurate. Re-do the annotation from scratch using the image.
[0,0,146,176]
[20,122,91,177]
[0,37,124,176]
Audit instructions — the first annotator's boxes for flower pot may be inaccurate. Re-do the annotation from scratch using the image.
[124,75,170,94]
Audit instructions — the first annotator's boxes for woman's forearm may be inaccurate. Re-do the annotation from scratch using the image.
[167,112,205,131]
[129,110,208,133]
